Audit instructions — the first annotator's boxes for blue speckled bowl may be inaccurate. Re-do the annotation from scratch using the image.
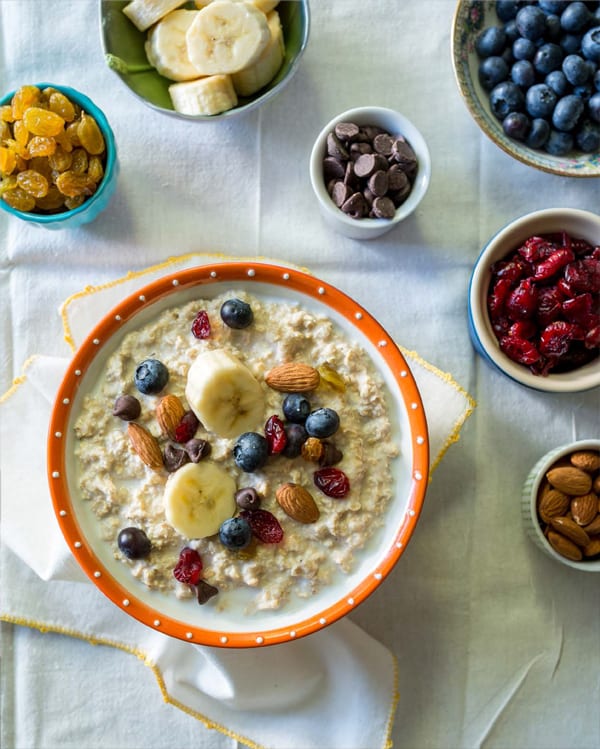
[0,83,118,229]
[468,208,600,392]
[451,0,600,178]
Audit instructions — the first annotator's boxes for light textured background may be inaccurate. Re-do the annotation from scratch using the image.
[1,1,599,748]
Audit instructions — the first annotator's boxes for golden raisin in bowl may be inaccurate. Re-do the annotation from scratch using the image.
[0,83,117,227]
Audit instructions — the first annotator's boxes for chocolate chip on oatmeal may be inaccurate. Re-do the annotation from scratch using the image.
[112,394,141,421]
[196,579,218,605]
[185,438,211,462]
[164,443,190,473]
[235,487,262,510]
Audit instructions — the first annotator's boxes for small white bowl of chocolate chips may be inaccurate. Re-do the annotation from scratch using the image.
[309,106,431,240]
[522,439,600,572]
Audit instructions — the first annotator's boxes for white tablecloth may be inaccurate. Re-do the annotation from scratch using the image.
[1,1,598,748]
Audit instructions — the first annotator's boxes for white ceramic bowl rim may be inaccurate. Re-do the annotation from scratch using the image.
[309,106,431,231]
[469,208,600,393]
[525,439,600,572]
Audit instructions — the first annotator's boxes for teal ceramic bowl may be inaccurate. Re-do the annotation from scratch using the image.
[100,0,310,120]
[451,0,600,178]
[0,83,118,229]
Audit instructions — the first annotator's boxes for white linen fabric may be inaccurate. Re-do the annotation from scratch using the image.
[1,1,599,749]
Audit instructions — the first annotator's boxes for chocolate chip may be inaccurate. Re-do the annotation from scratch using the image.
[332,181,352,207]
[353,153,378,179]
[387,164,410,192]
[164,443,189,473]
[185,438,210,462]
[326,131,349,160]
[372,196,396,219]
[112,394,141,421]
[362,125,385,140]
[392,138,418,173]
[373,133,395,156]
[334,121,360,142]
[196,579,218,605]
[341,192,367,218]
[343,160,359,189]
[235,487,261,510]
[350,142,372,160]
[367,169,389,197]
[323,156,346,181]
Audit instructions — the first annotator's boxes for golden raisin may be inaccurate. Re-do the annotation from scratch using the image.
[318,363,347,392]
[0,147,17,175]
[0,105,14,123]
[64,194,85,210]
[48,92,75,122]
[0,175,18,194]
[77,113,105,155]
[55,170,95,198]
[11,86,40,119]
[16,169,49,198]
[28,157,53,182]
[87,155,104,183]
[0,120,11,141]
[70,148,88,174]
[35,186,66,212]
[27,136,57,158]
[54,128,73,153]
[48,146,72,172]
[65,121,81,148]
[22,107,65,137]
[13,119,29,147]
[2,187,36,212]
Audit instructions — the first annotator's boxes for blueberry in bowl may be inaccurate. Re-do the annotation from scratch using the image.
[452,0,600,177]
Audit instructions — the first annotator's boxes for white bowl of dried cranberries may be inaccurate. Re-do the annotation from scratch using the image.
[468,208,600,392]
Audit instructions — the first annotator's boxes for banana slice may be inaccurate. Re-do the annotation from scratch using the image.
[168,74,238,115]
[186,0,271,76]
[145,9,200,81]
[123,0,187,32]
[185,349,265,438]
[163,461,236,538]
[232,9,284,96]
[194,0,280,13]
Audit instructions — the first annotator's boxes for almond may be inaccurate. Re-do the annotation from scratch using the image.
[128,423,164,470]
[570,493,598,526]
[549,516,590,548]
[156,394,185,438]
[537,487,570,523]
[547,530,583,561]
[570,450,600,474]
[583,514,600,536]
[546,466,592,496]
[265,362,320,392]
[583,536,600,558]
[276,482,320,524]
[594,475,600,495]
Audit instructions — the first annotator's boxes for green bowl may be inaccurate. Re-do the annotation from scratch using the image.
[100,0,310,120]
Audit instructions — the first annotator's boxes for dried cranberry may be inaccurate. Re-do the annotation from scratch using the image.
[191,310,211,339]
[264,414,287,455]
[584,325,600,350]
[492,256,532,284]
[240,509,284,543]
[506,278,538,320]
[517,236,554,263]
[487,277,512,319]
[571,237,594,256]
[314,467,350,498]
[173,547,203,585]
[533,248,575,281]
[174,410,200,443]
[564,258,600,293]
[562,293,593,325]
[539,321,582,357]
[499,335,541,366]
[508,320,537,340]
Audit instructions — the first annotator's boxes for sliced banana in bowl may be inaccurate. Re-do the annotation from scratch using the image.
[101,0,310,119]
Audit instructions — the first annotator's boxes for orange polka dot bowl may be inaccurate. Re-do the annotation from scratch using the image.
[0,83,118,229]
[47,262,429,647]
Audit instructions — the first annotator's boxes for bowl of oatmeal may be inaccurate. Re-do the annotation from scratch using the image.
[48,262,429,647]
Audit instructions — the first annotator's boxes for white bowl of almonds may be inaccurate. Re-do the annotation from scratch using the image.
[523,439,600,571]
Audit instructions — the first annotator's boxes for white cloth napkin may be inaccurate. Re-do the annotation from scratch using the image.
[0,255,474,749]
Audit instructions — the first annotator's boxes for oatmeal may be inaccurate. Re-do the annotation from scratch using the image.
[74,291,399,612]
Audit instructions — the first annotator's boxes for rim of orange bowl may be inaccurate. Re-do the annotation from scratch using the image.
[47,262,429,647]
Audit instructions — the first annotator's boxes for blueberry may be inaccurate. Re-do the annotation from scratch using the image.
[219,517,252,550]
[575,118,600,150]
[589,91,600,121]
[305,408,340,439]
[134,359,169,395]
[516,6,547,41]
[282,423,308,458]
[513,37,537,60]
[479,56,510,90]
[595,69,600,91]
[581,26,600,63]
[490,81,525,119]
[282,392,311,423]
[496,1,520,22]
[539,1,569,15]
[526,117,551,147]
[233,432,269,472]
[560,1,591,33]
[545,128,575,154]
[533,42,564,74]
[574,82,593,100]
[475,26,508,58]
[563,53,591,85]
[502,111,531,140]
[511,59,536,88]
[525,83,558,118]
[220,298,253,329]
[546,69,570,95]
[560,32,584,55]
[504,19,520,45]
[544,14,562,42]
[118,527,152,559]
[552,93,585,130]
